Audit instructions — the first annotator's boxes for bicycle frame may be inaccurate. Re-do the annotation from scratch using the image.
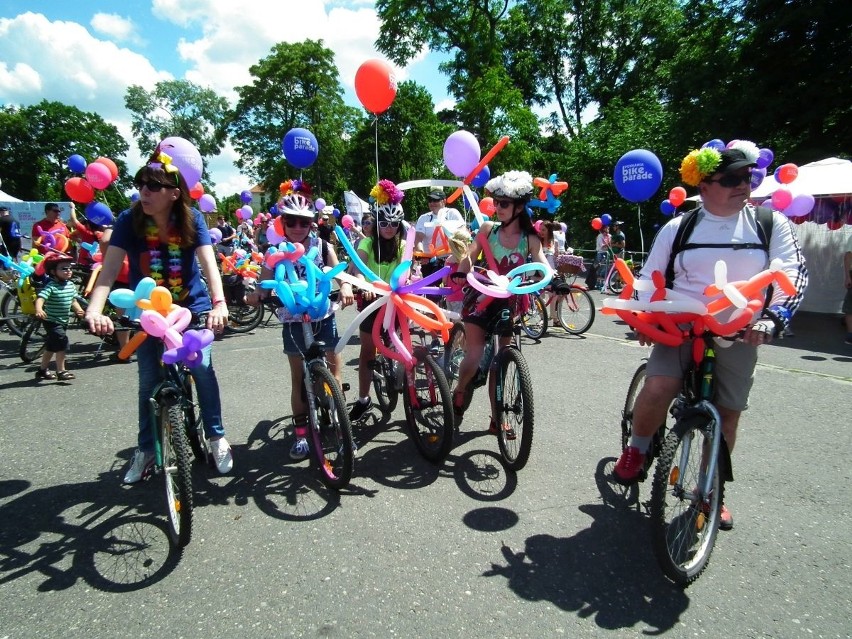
[147,361,192,468]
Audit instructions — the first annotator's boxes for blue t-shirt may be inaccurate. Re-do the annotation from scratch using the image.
[110,208,213,314]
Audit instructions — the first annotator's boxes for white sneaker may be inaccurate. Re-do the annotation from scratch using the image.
[124,449,154,484]
[210,437,233,474]
[290,437,310,460]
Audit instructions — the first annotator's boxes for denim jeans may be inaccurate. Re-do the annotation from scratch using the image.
[136,336,225,452]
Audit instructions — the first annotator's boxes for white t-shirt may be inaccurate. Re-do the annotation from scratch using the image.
[553,230,566,253]
[415,207,465,239]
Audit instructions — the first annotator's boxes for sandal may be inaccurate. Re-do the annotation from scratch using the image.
[56,371,75,380]
[452,389,466,416]
[488,417,516,440]
[35,368,56,381]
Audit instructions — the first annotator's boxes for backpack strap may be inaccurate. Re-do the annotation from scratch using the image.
[664,205,774,289]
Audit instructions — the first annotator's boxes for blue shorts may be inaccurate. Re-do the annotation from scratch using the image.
[281,315,339,356]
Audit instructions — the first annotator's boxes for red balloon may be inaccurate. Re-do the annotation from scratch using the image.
[354,59,397,114]
[479,197,495,216]
[668,186,687,207]
[591,217,603,230]
[93,156,118,181]
[189,182,204,199]
[65,177,95,203]
[777,163,799,185]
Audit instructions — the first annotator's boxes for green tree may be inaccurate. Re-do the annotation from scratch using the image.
[124,79,230,182]
[0,100,129,209]
[228,40,359,198]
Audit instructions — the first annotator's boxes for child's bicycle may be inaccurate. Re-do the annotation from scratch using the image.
[369,325,455,464]
[443,309,535,471]
[619,308,785,585]
[283,304,355,489]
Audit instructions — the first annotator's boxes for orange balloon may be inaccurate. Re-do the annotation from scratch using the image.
[354,59,397,114]
[93,157,119,181]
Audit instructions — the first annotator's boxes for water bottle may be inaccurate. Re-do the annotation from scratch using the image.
[699,347,715,399]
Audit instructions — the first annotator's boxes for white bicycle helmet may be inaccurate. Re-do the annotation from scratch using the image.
[278,193,314,218]
[374,202,404,224]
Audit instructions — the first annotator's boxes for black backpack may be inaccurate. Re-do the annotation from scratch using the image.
[664,206,774,289]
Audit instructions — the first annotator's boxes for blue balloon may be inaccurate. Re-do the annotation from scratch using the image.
[660,200,676,216]
[471,165,491,188]
[67,154,87,173]
[85,201,114,226]
[613,149,663,203]
[600,213,612,226]
[282,128,319,169]
[332,207,341,218]
[130,192,140,202]
[702,139,726,151]
[240,190,252,204]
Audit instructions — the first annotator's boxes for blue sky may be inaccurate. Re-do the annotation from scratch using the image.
[0,1,453,196]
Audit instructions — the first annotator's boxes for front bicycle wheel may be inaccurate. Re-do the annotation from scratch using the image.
[182,375,211,467]
[650,415,723,586]
[494,347,534,471]
[372,355,399,414]
[1,289,26,336]
[161,405,194,548]
[555,286,595,335]
[19,318,46,363]
[225,302,263,333]
[308,362,354,489]
[402,348,454,463]
[520,293,547,340]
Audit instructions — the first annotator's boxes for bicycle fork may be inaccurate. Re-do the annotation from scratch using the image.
[673,400,722,505]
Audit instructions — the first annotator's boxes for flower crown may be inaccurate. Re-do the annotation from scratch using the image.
[484,170,534,199]
[370,179,404,206]
[279,178,313,197]
[679,140,760,187]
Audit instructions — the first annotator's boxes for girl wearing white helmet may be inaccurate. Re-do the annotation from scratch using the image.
[247,183,355,460]
[449,170,550,435]
[348,179,407,422]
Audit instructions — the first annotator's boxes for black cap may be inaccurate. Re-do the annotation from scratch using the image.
[427,189,445,201]
[714,149,757,175]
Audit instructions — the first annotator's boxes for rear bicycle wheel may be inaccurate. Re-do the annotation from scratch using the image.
[372,354,399,414]
[225,302,263,333]
[555,286,595,335]
[403,348,454,463]
[608,270,626,294]
[650,415,723,586]
[494,347,534,471]
[308,362,354,489]
[520,293,547,339]
[161,405,194,548]
[19,318,46,363]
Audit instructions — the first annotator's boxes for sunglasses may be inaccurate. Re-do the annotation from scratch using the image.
[55,266,73,272]
[378,220,400,229]
[284,216,312,228]
[134,180,175,192]
[708,173,752,188]
[48,208,61,213]
[494,198,516,209]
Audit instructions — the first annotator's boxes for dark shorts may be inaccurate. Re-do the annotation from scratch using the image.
[843,284,852,316]
[43,320,69,352]
[281,315,339,356]
[461,294,514,337]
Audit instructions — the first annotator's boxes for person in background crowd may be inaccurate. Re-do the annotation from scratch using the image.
[216,215,237,256]
[32,203,70,256]
[0,206,22,260]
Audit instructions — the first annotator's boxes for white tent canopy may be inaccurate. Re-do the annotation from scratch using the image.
[0,188,23,202]
[751,157,852,198]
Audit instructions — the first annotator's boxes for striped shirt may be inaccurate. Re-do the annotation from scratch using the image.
[37,279,77,325]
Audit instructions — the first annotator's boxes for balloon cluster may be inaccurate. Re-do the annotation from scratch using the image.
[221,249,263,279]
[601,257,797,346]
[529,174,569,215]
[591,213,615,230]
[259,242,347,319]
[108,278,213,367]
[769,164,814,218]
[65,155,118,226]
[235,204,254,221]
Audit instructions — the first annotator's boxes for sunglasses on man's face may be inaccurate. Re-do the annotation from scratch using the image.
[707,173,752,188]
[134,180,174,192]
[493,198,516,209]
[284,216,311,228]
[378,220,400,229]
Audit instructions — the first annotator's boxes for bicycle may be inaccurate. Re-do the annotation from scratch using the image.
[539,277,595,335]
[115,318,199,549]
[284,308,355,489]
[443,308,535,471]
[223,276,265,334]
[518,291,547,340]
[369,325,455,464]
[620,308,785,585]
[601,251,643,295]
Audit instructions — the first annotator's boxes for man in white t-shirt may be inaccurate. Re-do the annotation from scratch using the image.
[414,189,465,256]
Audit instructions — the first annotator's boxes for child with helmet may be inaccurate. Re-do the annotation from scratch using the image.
[34,252,85,380]
[247,182,355,460]
[449,170,551,434]
[347,180,408,423]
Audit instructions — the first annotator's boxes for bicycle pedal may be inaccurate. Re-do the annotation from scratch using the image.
[341,382,351,392]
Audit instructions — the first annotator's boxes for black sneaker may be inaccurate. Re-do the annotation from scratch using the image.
[348,398,372,422]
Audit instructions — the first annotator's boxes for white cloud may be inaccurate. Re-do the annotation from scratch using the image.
[0,61,42,94]
[90,13,143,45]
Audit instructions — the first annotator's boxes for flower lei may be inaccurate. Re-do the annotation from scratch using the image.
[146,222,184,301]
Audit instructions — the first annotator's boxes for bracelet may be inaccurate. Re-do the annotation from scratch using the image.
[212,297,226,306]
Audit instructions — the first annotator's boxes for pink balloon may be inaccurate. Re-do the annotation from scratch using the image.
[341,214,354,230]
[534,220,543,233]
[85,162,113,190]
[771,188,793,211]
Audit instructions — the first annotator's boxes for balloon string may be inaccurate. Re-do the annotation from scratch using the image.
[373,116,380,182]
[637,204,645,256]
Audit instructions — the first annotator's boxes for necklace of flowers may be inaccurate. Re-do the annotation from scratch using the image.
[146,221,183,301]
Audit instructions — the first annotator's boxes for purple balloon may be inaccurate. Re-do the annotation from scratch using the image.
[750,167,766,190]
[443,131,480,178]
[198,193,216,213]
[240,190,253,204]
[783,193,815,218]
[315,198,326,211]
[208,227,222,243]
[157,136,203,188]
[756,148,774,170]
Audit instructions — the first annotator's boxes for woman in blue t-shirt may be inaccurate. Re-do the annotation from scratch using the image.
[85,154,234,483]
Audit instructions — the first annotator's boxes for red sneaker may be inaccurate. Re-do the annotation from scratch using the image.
[719,504,734,531]
[613,446,647,485]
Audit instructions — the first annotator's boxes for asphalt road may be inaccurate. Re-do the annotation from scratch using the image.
[0,294,850,639]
